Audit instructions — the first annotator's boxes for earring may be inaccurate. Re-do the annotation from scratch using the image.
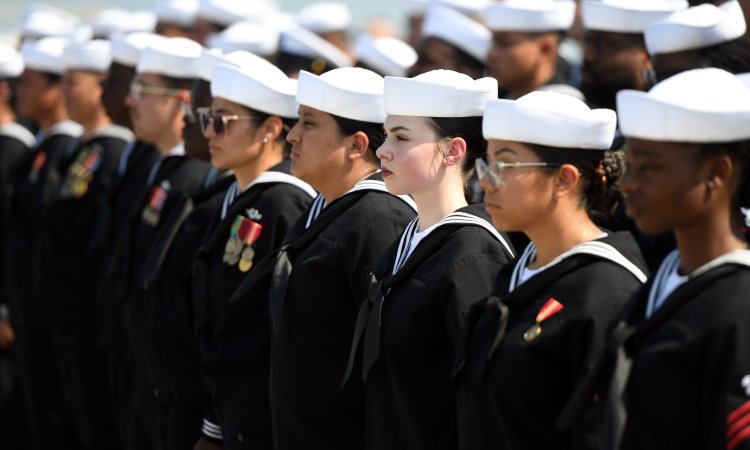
[262,137,269,144]
[707,180,716,190]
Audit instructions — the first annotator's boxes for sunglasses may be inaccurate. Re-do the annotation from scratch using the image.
[475,158,561,188]
[196,107,258,136]
[129,80,185,103]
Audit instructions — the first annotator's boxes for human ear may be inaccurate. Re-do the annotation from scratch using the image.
[441,137,467,167]
[554,163,580,199]
[346,131,371,161]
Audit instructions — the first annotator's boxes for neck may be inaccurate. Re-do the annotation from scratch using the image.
[320,163,378,204]
[673,209,747,274]
[37,104,68,131]
[234,144,284,191]
[525,206,602,268]
[412,175,467,230]
[510,60,556,100]
[156,133,183,156]
[80,110,111,137]
[0,104,15,126]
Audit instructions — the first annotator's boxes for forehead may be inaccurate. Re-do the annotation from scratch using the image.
[384,115,431,130]
[487,139,535,157]
[136,72,165,85]
[419,37,458,60]
[626,137,699,158]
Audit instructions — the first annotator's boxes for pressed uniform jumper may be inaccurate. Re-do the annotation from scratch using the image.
[343,204,515,450]
[193,160,315,449]
[455,232,648,450]
[235,173,416,450]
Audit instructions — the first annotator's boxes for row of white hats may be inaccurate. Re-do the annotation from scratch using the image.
[17,1,353,40]
[421,0,746,64]
[294,68,750,149]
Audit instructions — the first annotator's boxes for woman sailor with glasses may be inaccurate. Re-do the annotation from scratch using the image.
[228,67,416,450]
[453,90,648,450]
[340,69,514,450]
[185,60,316,450]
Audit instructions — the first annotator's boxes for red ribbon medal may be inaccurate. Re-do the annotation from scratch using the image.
[142,181,170,226]
[29,151,47,183]
[523,298,564,342]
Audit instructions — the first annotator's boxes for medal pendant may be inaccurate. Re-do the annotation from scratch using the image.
[71,179,88,198]
[238,247,255,272]
[523,323,542,342]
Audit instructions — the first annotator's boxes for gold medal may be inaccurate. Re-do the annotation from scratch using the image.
[70,179,89,198]
[523,323,542,342]
[225,252,240,266]
[238,246,255,272]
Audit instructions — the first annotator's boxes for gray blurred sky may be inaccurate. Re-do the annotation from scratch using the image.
[0,0,408,45]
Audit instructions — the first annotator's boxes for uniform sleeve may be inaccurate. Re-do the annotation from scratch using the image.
[723,324,750,450]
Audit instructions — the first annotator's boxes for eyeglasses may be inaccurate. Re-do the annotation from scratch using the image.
[475,158,561,188]
[129,80,185,102]
[196,107,258,136]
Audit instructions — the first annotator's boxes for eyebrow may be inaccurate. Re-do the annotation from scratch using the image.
[387,126,411,133]
[491,147,518,157]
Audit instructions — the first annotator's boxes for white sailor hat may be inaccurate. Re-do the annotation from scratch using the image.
[296,68,385,123]
[385,69,497,117]
[212,60,298,118]
[62,39,112,73]
[405,0,429,17]
[20,37,68,75]
[90,9,157,37]
[617,68,750,143]
[198,0,277,27]
[223,50,272,69]
[152,0,199,27]
[205,21,279,56]
[280,26,353,69]
[355,35,417,77]
[483,0,577,33]
[433,0,491,18]
[19,9,79,40]
[192,47,230,81]
[297,2,351,35]
[110,32,166,67]
[582,0,688,33]
[421,5,491,63]
[645,1,746,56]
[0,45,25,79]
[483,91,616,149]
[738,72,750,88]
[136,37,202,78]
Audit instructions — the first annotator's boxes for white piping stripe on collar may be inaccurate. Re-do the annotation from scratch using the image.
[646,249,750,317]
[305,194,326,229]
[304,177,418,230]
[0,123,36,148]
[509,239,648,293]
[391,211,514,275]
[244,171,317,198]
[221,171,317,220]
[46,120,83,140]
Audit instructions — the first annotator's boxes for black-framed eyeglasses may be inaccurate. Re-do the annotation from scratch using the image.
[196,107,258,136]
[129,80,185,102]
[475,158,562,188]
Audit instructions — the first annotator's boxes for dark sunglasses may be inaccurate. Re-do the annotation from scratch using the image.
[196,107,258,136]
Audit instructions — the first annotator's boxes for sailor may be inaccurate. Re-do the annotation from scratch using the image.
[36,38,133,450]
[342,69,514,450]
[4,36,83,450]
[575,68,750,450]
[454,90,648,450]
[229,67,416,449]
[644,0,750,81]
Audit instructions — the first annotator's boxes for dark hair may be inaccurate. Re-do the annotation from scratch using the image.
[529,144,626,215]
[699,140,750,209]
[248,107,296,156]
[698,35,750,75]
[426,116,486,180]
[42,72,62,84]
[161,74,195,90]
[330,113,385,159]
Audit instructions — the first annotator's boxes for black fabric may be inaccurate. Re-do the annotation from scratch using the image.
[3,130,80,450]
[578,261,750,450]
[454,231,647,450]
[194,161,313,450]
[349,204,514,450]
[260,176,416,450]
[33,130,129,450]
[139,174,232,450]
[0,133,32,304]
